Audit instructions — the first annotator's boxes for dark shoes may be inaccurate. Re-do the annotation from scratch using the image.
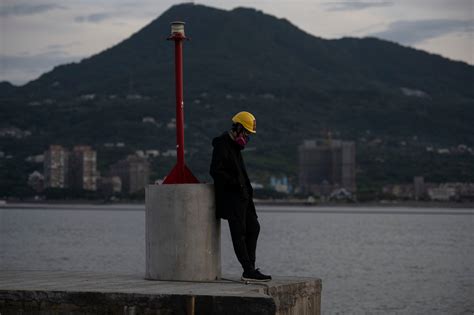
[242,268,272,282]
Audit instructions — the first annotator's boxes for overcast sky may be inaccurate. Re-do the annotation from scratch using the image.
[1,0,472,85]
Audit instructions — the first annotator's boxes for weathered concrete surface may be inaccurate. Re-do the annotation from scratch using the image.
[267,279,321,315]
[0,270,321,314]
[146,184,221,281]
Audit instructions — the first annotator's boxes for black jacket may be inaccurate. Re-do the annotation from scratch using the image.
[210,132,255,219]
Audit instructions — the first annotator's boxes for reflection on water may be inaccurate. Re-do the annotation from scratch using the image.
[1,205,473,314]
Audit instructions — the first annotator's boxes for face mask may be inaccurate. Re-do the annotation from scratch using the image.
[235,134,249,149]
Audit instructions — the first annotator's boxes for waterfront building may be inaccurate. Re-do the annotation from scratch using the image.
[427,187,456,201]
[269,176,291,194]
[414,176,425,200]
[382,184,414,199]
[298,139,356,196]
[27,171,45,193]
[98,176,122,196]
[109,155,150,194]
[43,145,69,189]
[69,145,98,191]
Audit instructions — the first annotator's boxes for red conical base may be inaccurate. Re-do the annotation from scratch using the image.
[162,163,200,184]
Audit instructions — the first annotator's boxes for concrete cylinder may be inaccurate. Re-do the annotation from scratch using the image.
[145,183,221,281]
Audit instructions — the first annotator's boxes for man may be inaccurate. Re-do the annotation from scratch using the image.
[210,111,271,282]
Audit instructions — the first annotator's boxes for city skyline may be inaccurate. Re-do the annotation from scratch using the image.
[41,145,150,195]
[1,0,472,84]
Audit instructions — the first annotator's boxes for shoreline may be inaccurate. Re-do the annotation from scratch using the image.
[1,199,473,209]
[254,199,474,209]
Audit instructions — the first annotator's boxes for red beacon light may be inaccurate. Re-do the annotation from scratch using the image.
[162,21,199,184]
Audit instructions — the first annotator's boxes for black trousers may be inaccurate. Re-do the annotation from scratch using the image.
[227,203,260,272]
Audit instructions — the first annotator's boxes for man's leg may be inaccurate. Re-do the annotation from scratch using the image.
[244,209,271,281]
[227,212,253,272]
[245,209,260,270]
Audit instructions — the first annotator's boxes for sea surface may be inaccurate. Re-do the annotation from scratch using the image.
[1,204,473,314]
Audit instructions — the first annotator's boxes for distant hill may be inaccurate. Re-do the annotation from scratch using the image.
[1,3,473,197]
[0,81,17,97]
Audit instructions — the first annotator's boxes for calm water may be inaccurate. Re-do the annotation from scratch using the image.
[1,204,473,314]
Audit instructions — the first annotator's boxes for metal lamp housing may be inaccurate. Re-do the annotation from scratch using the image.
[171,22,185,36]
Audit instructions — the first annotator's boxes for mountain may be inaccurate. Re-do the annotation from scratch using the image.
[0,81,17,97]
[1,3,473,197]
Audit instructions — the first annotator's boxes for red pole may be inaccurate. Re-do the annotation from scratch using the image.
[174,37,185,178]
[162,22,199,184]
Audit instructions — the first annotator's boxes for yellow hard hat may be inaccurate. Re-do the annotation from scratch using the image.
[232,111,256,134]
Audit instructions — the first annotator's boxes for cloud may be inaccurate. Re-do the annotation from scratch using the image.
[46,42,81,51]
[0,3,66,17]
[323,1,393,11]
[74,13,112,23]
[371,19,474,45]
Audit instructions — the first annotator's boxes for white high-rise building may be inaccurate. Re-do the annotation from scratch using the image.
[44,145,69,188]
[70,145,98,191]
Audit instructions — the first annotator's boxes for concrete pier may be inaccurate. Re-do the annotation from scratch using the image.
[146,184,221,281]
[0,270,321,314]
